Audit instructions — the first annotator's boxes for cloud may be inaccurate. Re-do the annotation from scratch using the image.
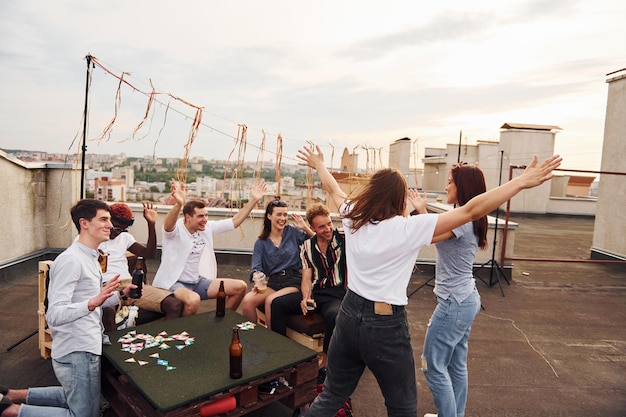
[342,12,493,61]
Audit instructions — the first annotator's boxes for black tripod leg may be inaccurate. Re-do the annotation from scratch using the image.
[474,262,490,287]
[6,329,38,352]
[497,262,510,285]
[489,261,509,297]
[408,275,435,298]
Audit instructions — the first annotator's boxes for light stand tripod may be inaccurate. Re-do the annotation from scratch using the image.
[407,263,435,298]
[475,150,510,297]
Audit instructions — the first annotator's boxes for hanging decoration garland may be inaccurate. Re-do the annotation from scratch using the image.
[84,55,380,211]
[275,134,283,197]
[178,105,204,184]
[91,71,129,143]
[223,124,246,202]
[255,129,266,182]
[123,79,157,142]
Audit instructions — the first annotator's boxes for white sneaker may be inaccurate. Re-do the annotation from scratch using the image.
[424,414,438,417]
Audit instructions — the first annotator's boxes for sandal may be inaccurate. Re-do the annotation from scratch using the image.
[0,394,14,415]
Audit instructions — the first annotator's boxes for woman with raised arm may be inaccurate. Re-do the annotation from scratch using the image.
[417,163,488,417]
[297,145,561,417]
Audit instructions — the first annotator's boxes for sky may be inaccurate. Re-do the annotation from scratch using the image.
[1,0,624,172]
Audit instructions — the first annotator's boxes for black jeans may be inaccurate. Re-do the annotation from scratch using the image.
[270,287,345,352]
[306,289,417,417]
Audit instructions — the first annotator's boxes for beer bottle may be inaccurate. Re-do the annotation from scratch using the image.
[229,327,243,379]
[216,280,226,317]
[129,257,144,299]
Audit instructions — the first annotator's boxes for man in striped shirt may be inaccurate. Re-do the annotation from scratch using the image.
[270,203,347,369]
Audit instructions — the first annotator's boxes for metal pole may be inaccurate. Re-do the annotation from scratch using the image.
[80,54,92,199]
[488,150,504,286]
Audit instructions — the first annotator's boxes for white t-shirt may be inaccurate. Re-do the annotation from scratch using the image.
[99,232,137,282]
[152,218,234,290]
[178,232,206,284]
[341,203,438,305]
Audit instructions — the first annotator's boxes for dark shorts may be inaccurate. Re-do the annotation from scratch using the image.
[268,270,301,291]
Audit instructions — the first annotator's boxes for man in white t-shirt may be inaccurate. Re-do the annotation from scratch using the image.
[152,179,266,316]
[100,202,182,330]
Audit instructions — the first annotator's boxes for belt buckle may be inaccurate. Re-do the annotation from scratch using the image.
[374,302,393,315]
[279,270,287,276]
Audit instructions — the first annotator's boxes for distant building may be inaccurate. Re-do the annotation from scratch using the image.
[498,123,562,213]
[94,176,126,201]
[112,166,134,189]
[86,169,112,194]
[339,148,359,173]
[422,140,499,192]
[389,137,421,188]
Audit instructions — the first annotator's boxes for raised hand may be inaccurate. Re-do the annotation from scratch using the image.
[170,179,187,206]
[291,213,306,229]
[408,189,428,215]
[142,201,158,224]
[297,145,325,170]
[517,155,562,189]
[250,180,267,201]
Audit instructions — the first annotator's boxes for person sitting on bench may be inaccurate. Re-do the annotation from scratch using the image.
[153,180,266,316]
[240,198,314,325]
[270,203,347,370]
[100,202,182,330]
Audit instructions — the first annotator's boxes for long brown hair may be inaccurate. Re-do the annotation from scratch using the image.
[259,198,288,239]
[451,163,488,249]
[343,168,407,232]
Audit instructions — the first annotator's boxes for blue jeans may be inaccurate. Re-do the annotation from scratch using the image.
[306,289,417,417]
[421,288,481,417]
[18,352,101,417]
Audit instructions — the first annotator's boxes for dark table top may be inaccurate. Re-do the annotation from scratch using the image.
[102,310,317,412]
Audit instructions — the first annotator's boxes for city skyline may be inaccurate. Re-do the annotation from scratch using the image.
[1,1,625,172]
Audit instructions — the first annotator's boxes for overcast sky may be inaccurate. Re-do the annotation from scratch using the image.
[1,0,624,172]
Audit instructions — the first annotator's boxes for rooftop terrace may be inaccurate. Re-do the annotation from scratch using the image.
[1,214,624,416]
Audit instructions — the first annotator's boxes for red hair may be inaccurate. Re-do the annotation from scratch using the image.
[110,203,134,225]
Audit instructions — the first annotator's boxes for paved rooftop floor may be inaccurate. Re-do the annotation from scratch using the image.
[1,214,624,416]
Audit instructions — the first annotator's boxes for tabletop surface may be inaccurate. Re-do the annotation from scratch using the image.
[102,310,317,411]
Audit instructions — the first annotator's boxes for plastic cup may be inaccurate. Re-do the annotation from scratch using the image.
[304,299,315,321]
[253,271,268,293]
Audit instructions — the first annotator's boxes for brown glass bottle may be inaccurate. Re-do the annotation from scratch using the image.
[129,257,144,299]
[216,280,226,317]
[229,327,242,379]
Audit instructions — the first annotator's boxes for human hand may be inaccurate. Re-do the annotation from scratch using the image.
[407,189,428,214]
[300,298,316,316]
[291,213,306,229]
[296,145,324,170]
[300,296,317,316]
[517,155,562,189]
[250,180,267,202]
[142,201,158,224]
[169,179,187,206]
[89,275,121,310]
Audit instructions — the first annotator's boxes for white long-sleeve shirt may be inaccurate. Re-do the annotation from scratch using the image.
[47,241,115,359]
